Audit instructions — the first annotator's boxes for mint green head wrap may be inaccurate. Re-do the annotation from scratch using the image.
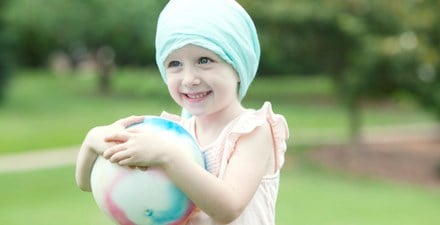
[155,0,260,101]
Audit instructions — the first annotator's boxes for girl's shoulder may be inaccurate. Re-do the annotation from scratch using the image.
[229,101,289,141]
[223,101,290,175]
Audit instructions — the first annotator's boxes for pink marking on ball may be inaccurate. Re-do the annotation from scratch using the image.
[104,172,136,225]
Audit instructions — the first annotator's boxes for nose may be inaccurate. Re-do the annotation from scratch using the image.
[182,67,201,86]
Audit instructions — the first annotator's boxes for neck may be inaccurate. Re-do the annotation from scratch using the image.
[194,102,245,145]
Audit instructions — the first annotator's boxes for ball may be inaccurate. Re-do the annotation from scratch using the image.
[90,116,205,225]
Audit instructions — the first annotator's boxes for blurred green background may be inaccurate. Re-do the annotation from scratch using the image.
[0,0,439,225]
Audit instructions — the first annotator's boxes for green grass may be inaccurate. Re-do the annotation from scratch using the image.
[276,160,440,225]
[0,166,113,225]
[0,161,439,225]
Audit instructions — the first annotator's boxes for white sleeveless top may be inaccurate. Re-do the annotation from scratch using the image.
[162,102,289,225]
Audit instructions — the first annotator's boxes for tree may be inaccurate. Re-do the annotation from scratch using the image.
[242,0,439,146]
[2,0,167,94]
[3,0,166,66]
[340,0,440,146]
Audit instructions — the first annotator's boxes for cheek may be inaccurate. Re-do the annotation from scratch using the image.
[167,88,181,105]
[166,78,180,98]
[222,67,240,87]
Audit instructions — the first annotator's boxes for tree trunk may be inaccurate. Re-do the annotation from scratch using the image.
[347,99,362,151]
[96,46,115,95]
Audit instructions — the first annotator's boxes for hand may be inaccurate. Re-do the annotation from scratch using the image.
[102,128,159,166]
[85,115,145,155]
[102,127,189,169]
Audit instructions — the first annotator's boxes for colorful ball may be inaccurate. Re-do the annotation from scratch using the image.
[90,116,205,225]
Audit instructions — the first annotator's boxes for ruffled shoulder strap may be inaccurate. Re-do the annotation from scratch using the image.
[218,102,290,178]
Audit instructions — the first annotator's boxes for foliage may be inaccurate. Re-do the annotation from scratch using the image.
[241,0,358,75]
[340,0,440,115]
[241,0,440,143]
[0,0,12,103]
[3,0,166,66]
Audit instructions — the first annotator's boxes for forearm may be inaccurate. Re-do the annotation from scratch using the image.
[163,154,245,224]
[75,127,107,191]
[75,143,98,192]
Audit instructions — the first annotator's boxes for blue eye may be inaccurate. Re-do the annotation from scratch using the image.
[198,57,212,64]
[167,60,181,68]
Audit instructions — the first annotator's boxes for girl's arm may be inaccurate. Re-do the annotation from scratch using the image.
[75,126,108,192]
[104,122,274,224]
[166,122,274,223]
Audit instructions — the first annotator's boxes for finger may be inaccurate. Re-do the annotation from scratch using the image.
[117,156,135,166]
[104,132,130,143]
[103,143,127,159]
[110,151,132,164]
[117,115,145,128]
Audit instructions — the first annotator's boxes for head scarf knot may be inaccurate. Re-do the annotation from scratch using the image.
[155,0,260,101]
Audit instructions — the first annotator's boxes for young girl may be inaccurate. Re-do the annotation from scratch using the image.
[75,0,289,224]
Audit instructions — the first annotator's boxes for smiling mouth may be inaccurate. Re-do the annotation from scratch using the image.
[184,91,212,99]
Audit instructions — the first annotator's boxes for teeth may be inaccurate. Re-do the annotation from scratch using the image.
[187,92,209,99]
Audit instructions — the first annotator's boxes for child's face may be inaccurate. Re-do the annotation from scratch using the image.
[164,45,240,117]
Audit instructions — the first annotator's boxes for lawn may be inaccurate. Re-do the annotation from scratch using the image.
[277,160,440,225]
[0,162,439,225]
[0,69,439,225]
